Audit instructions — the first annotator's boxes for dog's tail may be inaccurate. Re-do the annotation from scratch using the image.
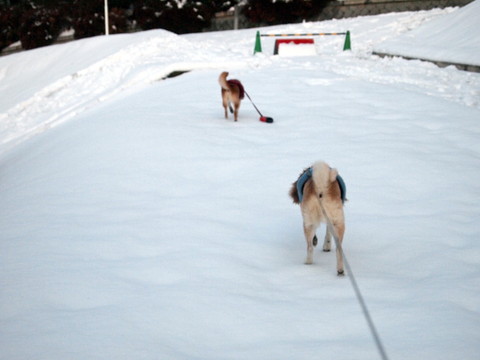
[289,162,341,204]
[311,161,339,195]
[218,71,230,91]
[289,181,300,204]
[312,161,347,204]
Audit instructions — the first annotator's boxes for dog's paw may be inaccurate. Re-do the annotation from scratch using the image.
[323,248,331,252]
[337,270,345,276]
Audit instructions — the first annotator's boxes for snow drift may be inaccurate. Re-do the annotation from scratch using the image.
[373,0,480,66]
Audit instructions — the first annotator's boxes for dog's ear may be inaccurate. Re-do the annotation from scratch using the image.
[329,168,338,182]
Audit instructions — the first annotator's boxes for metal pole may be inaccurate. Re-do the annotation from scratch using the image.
[104,0,109,35]
[260,32,346,37]
[233,5,239,30]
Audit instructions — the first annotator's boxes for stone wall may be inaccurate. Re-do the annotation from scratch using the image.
[318,0,474,20]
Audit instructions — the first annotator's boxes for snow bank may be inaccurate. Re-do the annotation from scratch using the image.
[373,0,480,66]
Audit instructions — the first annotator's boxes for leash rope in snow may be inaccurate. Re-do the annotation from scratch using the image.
[244,90,264,117]
[319,201,390,360]
[244,90,274,123]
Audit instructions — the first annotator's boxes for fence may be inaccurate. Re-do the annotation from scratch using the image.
[254,31,351,54]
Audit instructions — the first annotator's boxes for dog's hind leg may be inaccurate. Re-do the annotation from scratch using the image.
[323,228,332,252]
[303,224,316,265]
[222,93,229,119]
[233,105,238,121]
[334,222,345,275]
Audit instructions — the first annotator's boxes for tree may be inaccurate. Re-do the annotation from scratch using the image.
[243,0,332,25]
[19,3,64,50]
[71,0,128,39]
[133,0,237,34]
[0,5,21,51]
[211,0,240,12]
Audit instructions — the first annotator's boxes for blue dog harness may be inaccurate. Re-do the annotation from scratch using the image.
[336,174,346,204]
[296,168,313,203]
[296,167,346,204]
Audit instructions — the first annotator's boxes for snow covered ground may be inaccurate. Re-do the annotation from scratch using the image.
[1,3,479,360]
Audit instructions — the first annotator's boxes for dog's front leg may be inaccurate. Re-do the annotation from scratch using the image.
[303,224,316,265]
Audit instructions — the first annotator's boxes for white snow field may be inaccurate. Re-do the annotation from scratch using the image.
[1,3,479,360]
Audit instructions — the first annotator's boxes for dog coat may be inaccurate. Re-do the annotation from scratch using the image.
[296,167,346,204]
[227,79,245,100]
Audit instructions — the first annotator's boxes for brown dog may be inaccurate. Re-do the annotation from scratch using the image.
[289,161,346,275]
[218,71,244,122]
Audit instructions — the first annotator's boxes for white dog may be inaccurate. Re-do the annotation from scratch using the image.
[289,161,346,275]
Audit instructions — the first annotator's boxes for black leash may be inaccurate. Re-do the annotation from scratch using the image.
[244,90,274,123]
